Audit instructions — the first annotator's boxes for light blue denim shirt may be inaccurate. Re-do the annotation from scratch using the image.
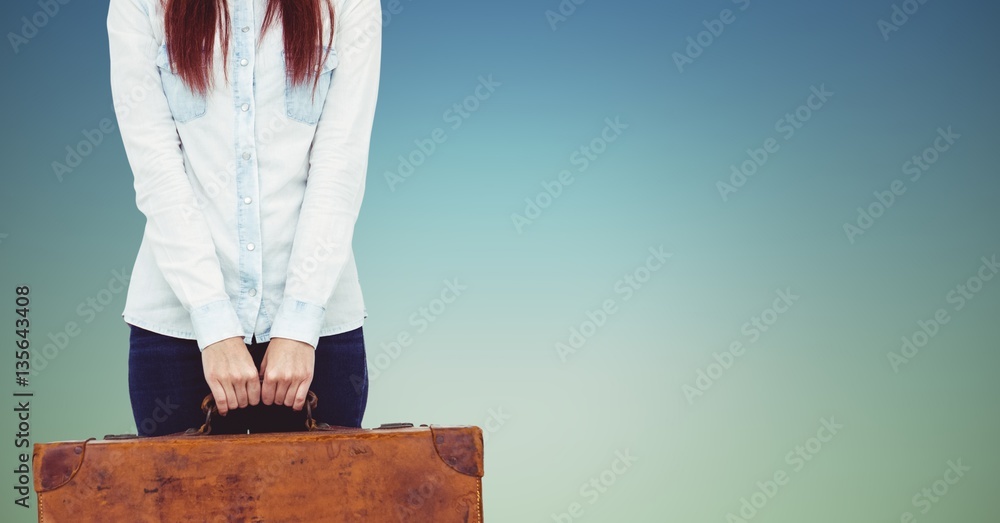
[107,0,381,350]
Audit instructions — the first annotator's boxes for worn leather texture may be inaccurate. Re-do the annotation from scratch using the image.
[33,424,484,522]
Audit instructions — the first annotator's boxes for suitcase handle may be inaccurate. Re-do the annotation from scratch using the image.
[185,389,329,435]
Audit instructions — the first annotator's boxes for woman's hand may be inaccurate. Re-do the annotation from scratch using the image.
[259,337,315,411]
[201,336,261,416]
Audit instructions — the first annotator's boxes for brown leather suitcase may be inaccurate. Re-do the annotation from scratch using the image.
[33,393,484,522]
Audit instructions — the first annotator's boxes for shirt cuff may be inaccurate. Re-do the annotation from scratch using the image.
[268,296,326,350]
[189,299,245,351]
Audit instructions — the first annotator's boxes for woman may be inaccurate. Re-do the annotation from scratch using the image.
[107,0,382,435]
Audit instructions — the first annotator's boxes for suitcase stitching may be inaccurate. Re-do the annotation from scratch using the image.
[477,477,483,523]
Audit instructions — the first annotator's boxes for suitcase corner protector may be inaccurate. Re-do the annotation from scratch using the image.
[33,438,94,492]
[429,425,485,478]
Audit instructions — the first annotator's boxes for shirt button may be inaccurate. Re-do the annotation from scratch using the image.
[246,243,255,251]
[241,103,250,112]
[242,26,250,33]
[248,288,257,297]
[243,196,252,204]
[242,152,251,160]
[240,58,249,66]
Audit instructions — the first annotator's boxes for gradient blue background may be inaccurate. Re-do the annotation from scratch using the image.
[2,0,998,521]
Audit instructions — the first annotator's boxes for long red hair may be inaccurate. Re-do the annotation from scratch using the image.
[161,0,335,96]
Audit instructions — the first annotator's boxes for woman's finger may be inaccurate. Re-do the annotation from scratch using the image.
[290,380,309,411]
[223,380,239,414]
[246,371,261,406]
[259,350,269,380]
[208,380,229,416]
[260,375,275,405]
[233,373,249,408]
[273,378,290,408]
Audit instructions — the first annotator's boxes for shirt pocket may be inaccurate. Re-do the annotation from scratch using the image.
[154,43,208,123]
[282,45,339,125]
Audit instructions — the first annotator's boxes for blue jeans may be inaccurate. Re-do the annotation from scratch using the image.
[127,324,369,436]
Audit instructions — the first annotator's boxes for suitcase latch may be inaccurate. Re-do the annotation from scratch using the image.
[103,433,140,440]
[375,422,414,430]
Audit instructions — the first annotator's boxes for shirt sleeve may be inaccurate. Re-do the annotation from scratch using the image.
[108,0,244,351]
[268,0,382,349]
